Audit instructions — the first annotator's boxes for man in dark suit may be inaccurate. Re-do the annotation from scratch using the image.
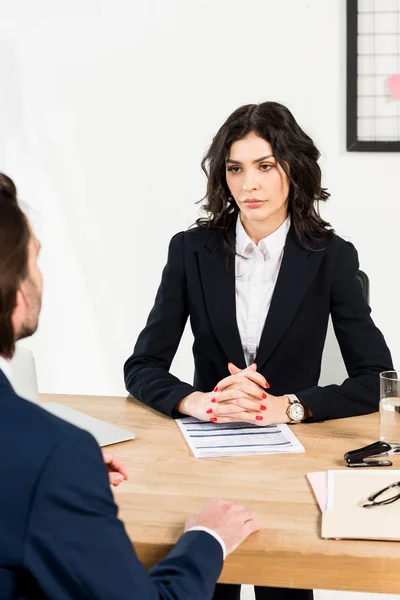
[0,172,259,600]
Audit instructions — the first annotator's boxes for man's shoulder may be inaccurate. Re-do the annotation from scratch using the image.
[0,385,94,473]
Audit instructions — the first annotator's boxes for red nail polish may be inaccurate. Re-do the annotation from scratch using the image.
[265,381,270,389]
[256,415,263,421]
[210,417,217,422]
[260,405,267,411]
[262,392,267,399]
[214,386,219,392]
[206,408,213,414]
[211,397,216,403]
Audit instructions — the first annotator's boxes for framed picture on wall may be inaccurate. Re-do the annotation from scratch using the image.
[347,0,400,151]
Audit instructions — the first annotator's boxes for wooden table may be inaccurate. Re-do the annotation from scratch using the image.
[40,393,400,593]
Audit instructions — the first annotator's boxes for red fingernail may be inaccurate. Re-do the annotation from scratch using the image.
[265,381,270,389]
[211,397,216,403]
[256,415,263,421]
[210,417,217,422]
[260,405,267,411]
[206,408,213,414]
[262,392,267,399]
[214,386,219,392]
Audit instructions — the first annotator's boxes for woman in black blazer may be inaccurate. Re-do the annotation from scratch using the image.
[124,101,393,600]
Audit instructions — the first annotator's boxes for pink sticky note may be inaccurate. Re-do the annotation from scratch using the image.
[306,471,328,512]
[388,74,400,100]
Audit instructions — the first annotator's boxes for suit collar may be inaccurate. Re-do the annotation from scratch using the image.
[0,356,12,381]
[254,227,324,370]
[0,367,14,393]
[199,227,246,368]
[198,225,326,371]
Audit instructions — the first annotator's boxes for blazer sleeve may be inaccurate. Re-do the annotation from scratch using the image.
[23,426,224,600]
[124,232,197,416]
[297,241,393,421]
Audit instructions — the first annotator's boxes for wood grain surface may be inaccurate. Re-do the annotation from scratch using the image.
[40,393,400,593]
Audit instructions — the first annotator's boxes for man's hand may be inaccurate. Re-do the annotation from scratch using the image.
[185,498,260,556]
[102,451,129,487]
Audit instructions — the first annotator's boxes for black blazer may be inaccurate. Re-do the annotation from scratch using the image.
[0,370,223,600]
[124,226,393,421]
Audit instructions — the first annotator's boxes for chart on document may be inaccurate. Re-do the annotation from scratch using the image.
[177,418,305,458]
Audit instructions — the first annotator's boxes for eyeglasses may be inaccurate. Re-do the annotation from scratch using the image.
[362,481,400,508]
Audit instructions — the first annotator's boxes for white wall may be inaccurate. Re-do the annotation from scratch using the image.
[1,2,399,599]
[0,0,398,398]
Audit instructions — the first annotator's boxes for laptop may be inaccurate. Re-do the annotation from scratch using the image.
[42,402,135,447]
[9,346,135,447]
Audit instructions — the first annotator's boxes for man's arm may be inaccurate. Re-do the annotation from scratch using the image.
[23,427,223,600]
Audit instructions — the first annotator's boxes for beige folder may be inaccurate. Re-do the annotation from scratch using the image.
[322,470,400,540]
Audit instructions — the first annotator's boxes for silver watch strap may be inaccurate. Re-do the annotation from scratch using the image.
[286,394,301,405]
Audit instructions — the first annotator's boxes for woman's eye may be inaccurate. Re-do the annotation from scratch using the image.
[227,166,241,174]
[260,163,272,171]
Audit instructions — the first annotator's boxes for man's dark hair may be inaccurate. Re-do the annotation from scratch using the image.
[0,174,30,358]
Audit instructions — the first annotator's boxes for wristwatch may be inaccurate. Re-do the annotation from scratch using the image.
[286,394,305,423]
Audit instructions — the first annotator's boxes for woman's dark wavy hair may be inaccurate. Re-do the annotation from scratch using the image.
[196,101,333,251]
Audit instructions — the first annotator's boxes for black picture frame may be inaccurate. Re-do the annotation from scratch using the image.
[347,0,400,152]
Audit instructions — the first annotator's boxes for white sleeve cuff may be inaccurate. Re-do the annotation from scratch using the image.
[186,526,227,560]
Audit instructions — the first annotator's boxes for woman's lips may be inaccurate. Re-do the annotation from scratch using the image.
[243,199,266,208]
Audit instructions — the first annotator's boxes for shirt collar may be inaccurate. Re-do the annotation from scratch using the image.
[0,356,11,382]
[236,215,291,259]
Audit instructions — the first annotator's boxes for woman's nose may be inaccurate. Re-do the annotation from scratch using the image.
[242,179,259,192]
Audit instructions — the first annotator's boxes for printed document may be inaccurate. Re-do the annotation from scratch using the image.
[177,417,305,458]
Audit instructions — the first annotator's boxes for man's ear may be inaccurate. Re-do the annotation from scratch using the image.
[11,288,25,336]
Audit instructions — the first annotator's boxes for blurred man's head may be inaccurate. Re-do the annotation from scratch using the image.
[0,174,43,358]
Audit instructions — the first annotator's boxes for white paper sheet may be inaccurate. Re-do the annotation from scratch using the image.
[176,417,305,458]
[306,471,328,511]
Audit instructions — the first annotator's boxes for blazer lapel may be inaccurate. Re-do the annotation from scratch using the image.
[255,228,325,371]
[197,230,247,369]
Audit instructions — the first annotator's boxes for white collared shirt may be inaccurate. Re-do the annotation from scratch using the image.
[0,355,11,382]
[235,215,290,366]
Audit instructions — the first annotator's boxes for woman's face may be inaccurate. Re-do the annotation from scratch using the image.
[225,132,290,226]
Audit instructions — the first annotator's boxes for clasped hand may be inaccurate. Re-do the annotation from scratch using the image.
[179,363,290,425]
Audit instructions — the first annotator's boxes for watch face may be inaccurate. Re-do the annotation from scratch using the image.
[289,403,305,422]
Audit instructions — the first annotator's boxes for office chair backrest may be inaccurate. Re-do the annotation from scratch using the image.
[9,345,39,403]
[318,271,369,387]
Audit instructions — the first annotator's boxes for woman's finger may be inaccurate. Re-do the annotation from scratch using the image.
[210,411,267,425]
[228,362,257,376]
[211,400,262,417]
[214,384,266,403]
[216,371,268,393]
[224,396,267,413]
[209,402,245,417]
